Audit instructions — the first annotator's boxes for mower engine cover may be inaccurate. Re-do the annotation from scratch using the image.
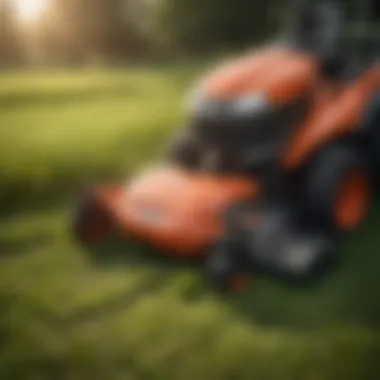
[184,47,317,170]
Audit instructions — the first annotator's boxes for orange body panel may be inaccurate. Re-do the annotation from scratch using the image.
[282,64,380,169]
[89,50,380,257]
[200,48,317,105]
[95,166,259,257]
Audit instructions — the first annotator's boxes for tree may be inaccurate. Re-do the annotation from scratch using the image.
[0,0,23,66]
[154,0,282,54]
[38,0,150,64]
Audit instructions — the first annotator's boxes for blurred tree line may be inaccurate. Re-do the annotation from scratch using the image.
[0,0,377,66]
[0,0,23,65]
[0,0,284,65]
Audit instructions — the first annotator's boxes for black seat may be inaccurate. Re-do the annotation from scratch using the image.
[289,0,347,80]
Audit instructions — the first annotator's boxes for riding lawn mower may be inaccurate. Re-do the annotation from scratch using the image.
[73,0,380,293]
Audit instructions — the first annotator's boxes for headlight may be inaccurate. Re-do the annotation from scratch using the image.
[232,92,269,117]
[184,88,222,117]
[185,89,269,119]
[184,88,205,114]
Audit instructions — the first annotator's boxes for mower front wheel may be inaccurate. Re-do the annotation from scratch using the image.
[204,239,251,294]
[72,190,112,246]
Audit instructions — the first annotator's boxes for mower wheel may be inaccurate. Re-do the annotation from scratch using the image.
[204,239,250,294]
[302,144,372,233]
[73,190,112,246]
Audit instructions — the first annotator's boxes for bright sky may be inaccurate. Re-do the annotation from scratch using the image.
[14,0,47,23]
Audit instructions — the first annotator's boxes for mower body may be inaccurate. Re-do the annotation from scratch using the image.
[74,1,380,290]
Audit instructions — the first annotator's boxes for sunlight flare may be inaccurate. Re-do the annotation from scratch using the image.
[15,0,46,23]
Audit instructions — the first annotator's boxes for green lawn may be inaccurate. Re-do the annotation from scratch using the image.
[0,67,380,380]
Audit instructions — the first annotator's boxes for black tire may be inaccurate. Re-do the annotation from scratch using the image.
[204,237,250,294]
[73,190,111,246]
[301,143,372,233]
[367,134,380,192]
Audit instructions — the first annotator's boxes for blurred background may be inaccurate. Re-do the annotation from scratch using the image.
[0,0,379,379]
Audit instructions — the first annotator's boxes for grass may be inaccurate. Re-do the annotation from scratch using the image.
[0,66,380,380]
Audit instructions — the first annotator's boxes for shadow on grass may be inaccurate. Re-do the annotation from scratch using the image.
[72,235,208,309]
[87,236,203,272]
[227,210,380,331]
[1,218,207,328]
[4,187,380,333]
[78,216,380,332]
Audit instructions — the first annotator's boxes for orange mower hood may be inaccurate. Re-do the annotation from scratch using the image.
[97,166,259,256]
[199,48,317,104]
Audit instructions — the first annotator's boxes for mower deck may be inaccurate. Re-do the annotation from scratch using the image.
[76,182,341,285]
[81,166,258,257]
